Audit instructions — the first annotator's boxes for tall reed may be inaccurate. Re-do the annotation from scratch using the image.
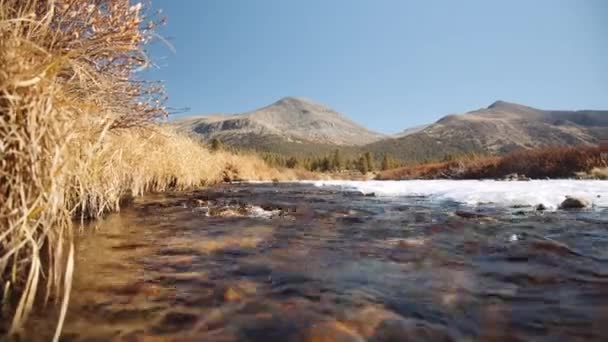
[0,0,193,336]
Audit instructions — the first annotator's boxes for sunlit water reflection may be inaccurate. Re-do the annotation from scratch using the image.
[26,182,608,341]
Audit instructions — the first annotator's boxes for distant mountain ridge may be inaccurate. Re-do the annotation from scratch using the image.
[172,97,385,146]
[423,100,606,152]
[172,98,607,162]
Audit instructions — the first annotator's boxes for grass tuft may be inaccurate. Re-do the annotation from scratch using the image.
[0,0,297,336]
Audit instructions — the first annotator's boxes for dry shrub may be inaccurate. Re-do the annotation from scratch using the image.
[0,1,300,336]
[0,0,163,335]
[486,146,605,179]
[378,146,607,180]
[377,155,500,180]
[589,167,608,180]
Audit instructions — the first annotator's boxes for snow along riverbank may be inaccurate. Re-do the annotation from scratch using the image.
[307,180,608,210]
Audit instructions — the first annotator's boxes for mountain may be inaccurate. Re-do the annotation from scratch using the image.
[365,101,608,162]
[172,97,385,151]
[393,124,431,138]
[173,97,607,163]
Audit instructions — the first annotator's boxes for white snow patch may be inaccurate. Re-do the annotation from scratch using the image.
[305,180,608,210]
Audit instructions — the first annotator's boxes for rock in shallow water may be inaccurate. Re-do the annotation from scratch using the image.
[559,196,590,209]
[153,311,199,334]
[305,321,366,342]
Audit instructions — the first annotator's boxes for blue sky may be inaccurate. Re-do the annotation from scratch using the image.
[145,0,607,133]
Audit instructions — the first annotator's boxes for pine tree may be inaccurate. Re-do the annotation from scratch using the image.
[321,156,331,172]
[364,152,374,171]
[286,156,298,168]
[345,159,353,170]
[332,149,343,171]
[381,154,390,171]
[358,155,368,174]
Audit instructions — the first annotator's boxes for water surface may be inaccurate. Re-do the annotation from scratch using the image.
[27,182,608,341]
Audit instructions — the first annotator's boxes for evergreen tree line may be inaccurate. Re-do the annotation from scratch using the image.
[261,149,401,173]
[207,138,402,173]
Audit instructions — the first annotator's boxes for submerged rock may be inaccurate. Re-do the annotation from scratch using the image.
[559,196,590,209]
[190,198,290,219]
[454,211,487,219]
[454,211,497,222]
[221,281,258,303]
[153,311,199,334]
[343,306,453,341]
[305,321,365,342]
[374,318,453,342]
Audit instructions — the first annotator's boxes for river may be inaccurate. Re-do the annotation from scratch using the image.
[26,180,608,341]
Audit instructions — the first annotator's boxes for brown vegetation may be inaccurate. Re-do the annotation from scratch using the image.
[377,146,607,180]
[0,0,298,337]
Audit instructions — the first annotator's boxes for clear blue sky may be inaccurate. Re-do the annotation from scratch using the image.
[145,0,607,133]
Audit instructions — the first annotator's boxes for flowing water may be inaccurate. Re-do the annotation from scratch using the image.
[25,181,608,341]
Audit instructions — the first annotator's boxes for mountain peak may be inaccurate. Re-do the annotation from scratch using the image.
[277,96,311,103]
[274,96,320,107]
[173,97,385,146]
[488,100,515,109]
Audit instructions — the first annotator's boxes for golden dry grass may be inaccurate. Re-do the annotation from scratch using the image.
[577,167,608,180]
[0,0,298,337]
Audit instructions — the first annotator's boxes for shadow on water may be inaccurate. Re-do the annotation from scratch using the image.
[24,183,608,341]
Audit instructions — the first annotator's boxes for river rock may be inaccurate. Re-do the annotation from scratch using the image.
[504,173,530,181]
[343,306,453,341]
[455,211,486,219]
[373,318,453,342]
[305,321,366,342]
[153,311,199,334]
[221,280,258,302]
[224,287,243,302]
[559,196,590,209]
[454,211,497,222]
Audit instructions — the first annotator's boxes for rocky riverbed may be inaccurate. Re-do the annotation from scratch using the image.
[25,181,608,341]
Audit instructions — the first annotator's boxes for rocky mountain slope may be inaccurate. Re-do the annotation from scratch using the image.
[172,97,385,147]
[172,98,607,162]
[365,101,607,162]
[429,101,606,152]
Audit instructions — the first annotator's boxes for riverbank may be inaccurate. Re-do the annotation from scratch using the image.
[376,146,607,180]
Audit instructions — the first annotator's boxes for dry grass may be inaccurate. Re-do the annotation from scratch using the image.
[590,167,608,180]
[68,126,296,219]
[0,0,295,337]
[577,167,608,180]
[378,146,607,180]
[1,0,161,334]
[377,155,500,180]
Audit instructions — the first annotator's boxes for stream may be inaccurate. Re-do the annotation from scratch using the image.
[25,181,608,341]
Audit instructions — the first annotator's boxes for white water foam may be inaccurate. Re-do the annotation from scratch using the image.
[307,180,608,210]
